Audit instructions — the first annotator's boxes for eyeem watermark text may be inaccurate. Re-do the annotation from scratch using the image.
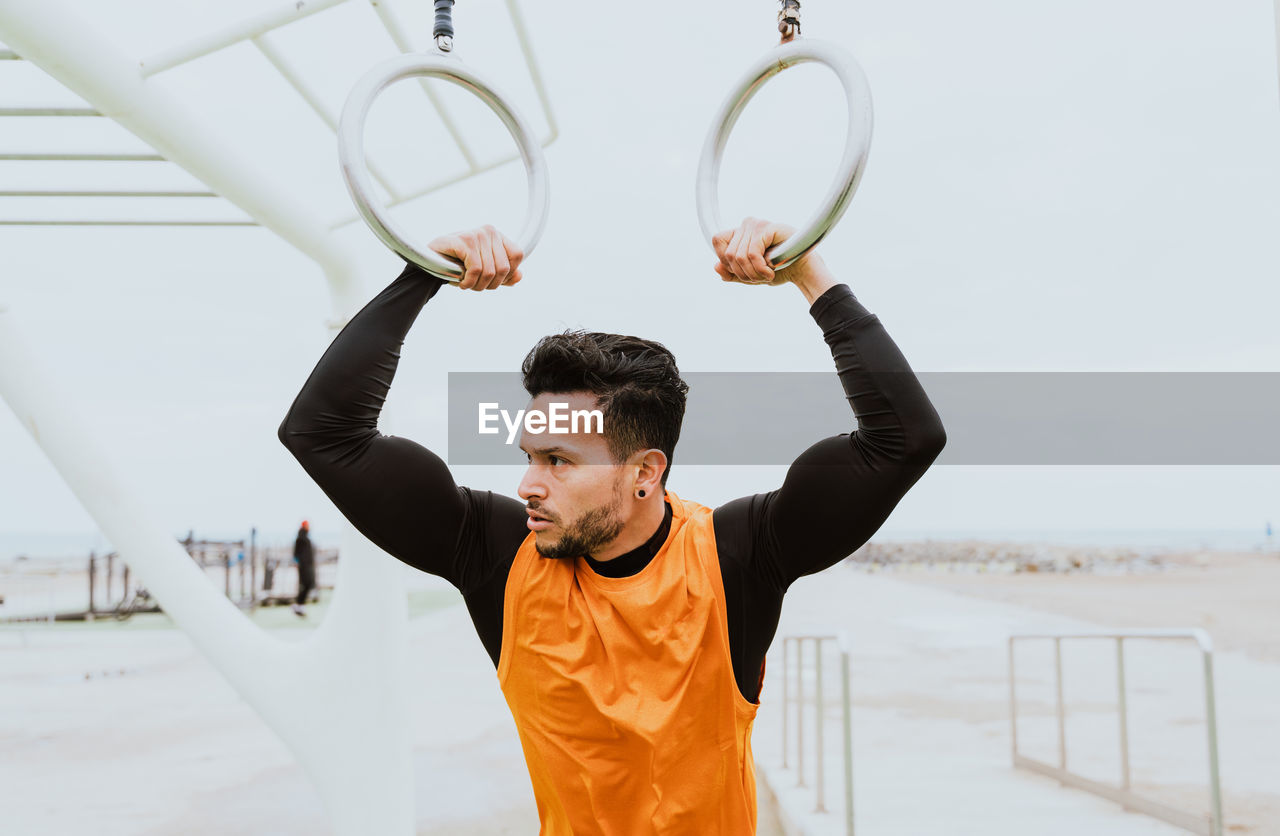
[478,402,605,445]
[452,372,1280,464]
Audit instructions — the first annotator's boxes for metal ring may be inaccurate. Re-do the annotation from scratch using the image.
[338,51,549,282]
[696,39,873,270]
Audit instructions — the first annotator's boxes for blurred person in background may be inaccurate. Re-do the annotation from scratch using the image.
[291,520,315,616]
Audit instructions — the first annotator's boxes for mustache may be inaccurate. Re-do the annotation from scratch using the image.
[526,503,558,523]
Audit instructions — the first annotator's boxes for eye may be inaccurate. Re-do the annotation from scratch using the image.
[549,455,566,466]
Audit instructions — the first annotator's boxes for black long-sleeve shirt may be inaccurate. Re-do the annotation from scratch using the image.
[278,263,945,703]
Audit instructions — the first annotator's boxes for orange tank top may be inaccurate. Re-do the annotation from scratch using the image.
[497,491,760,835]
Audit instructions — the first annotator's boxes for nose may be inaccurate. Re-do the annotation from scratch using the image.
[517,464,546,503]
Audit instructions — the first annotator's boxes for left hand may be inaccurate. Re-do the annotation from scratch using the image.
[713,217,830,289]
[428,225,524,292]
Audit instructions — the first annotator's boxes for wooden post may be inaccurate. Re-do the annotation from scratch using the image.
[87,550,96,615]
[249,527,257,604]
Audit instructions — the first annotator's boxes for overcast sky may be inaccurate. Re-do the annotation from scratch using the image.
[2,0,1279,556]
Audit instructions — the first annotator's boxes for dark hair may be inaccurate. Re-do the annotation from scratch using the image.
[521,331,689,486]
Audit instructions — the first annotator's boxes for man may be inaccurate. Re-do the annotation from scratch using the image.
[278,219,945,834]
[291,520,315,616]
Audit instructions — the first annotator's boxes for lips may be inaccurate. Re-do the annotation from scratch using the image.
[526,507,554,532]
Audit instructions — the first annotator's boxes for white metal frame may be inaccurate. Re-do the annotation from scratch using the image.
[135,0,559,231]
[1275,0,1280,103]
[1008,630,1223,836]
[1,0,557,232]
[780,633,856,835]
[0,52,257,227]
[0,1,556,833]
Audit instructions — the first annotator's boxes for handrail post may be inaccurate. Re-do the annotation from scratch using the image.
[1116,637,1131,791]
[1054,636,1067,770]
[778,633,856,832]
[1008,636,1018,762]
[782,637,789,769]
[797,637,806,787]
[88,551,97,615]
[815,637,827,813]
[1203,648,1224,836]
[841,647,855,836]
[1009,630,1227,835]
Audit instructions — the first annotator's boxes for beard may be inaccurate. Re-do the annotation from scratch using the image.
[534,487,625,561]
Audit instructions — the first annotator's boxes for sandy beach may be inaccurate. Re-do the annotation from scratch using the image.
[837,541,1280,833]
[3,541,1277,834]
[875,543,1280,664]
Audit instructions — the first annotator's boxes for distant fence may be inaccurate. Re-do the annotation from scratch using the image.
[0,533,338,622]
[1008,630,1223,836]
[779,634,855,835]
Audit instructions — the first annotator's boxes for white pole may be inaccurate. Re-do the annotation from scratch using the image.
[138,0,351,77]
[0,1,417,831]
[0,305,415,835]
[1275,0,1280,104]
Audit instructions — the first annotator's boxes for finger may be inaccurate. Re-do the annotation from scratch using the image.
[718,246,736,277]
[722,226,741,278]
[713,261,738,282]
[452,232,481,290]
[503,268,524,286]
[762,221,792,250]
[729,223,755,281]
[737,217,770,283]
[429,232,473,287]
[712,229,733,263]
[474,227,498,291]
[747,219,776,282]
[488,228,511,289]
[500,230,524,271]
[428,234,467,263]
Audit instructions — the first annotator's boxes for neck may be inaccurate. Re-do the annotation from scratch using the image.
[590,493,666,561]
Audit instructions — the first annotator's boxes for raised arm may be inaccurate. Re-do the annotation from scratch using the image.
[711,219,946,589]
[277,227,528,590]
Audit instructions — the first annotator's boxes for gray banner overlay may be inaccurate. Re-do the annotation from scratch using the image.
[447,372,1280,465]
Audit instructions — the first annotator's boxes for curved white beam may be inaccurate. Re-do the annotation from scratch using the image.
[0,303,416,835]
[0,1,417,832]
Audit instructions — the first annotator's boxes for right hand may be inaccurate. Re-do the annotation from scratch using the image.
[428,225,524,291]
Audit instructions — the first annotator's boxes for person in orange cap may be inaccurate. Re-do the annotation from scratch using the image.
[291,520,315,617]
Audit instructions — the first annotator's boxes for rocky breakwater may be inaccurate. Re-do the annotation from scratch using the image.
[847,540,1171,575]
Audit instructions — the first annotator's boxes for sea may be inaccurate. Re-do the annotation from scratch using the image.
[873,527,1276,551]
[0,529,305,565]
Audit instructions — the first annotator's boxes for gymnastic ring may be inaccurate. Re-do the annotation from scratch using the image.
[338,51,549,282]
[696,39,873,271]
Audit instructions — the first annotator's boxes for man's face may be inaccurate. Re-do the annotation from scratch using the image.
[517,391,627,560]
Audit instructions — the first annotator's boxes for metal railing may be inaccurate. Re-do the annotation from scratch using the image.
[0,46,253,226]
[1008,630,1223,836]
[780,634,855,835]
